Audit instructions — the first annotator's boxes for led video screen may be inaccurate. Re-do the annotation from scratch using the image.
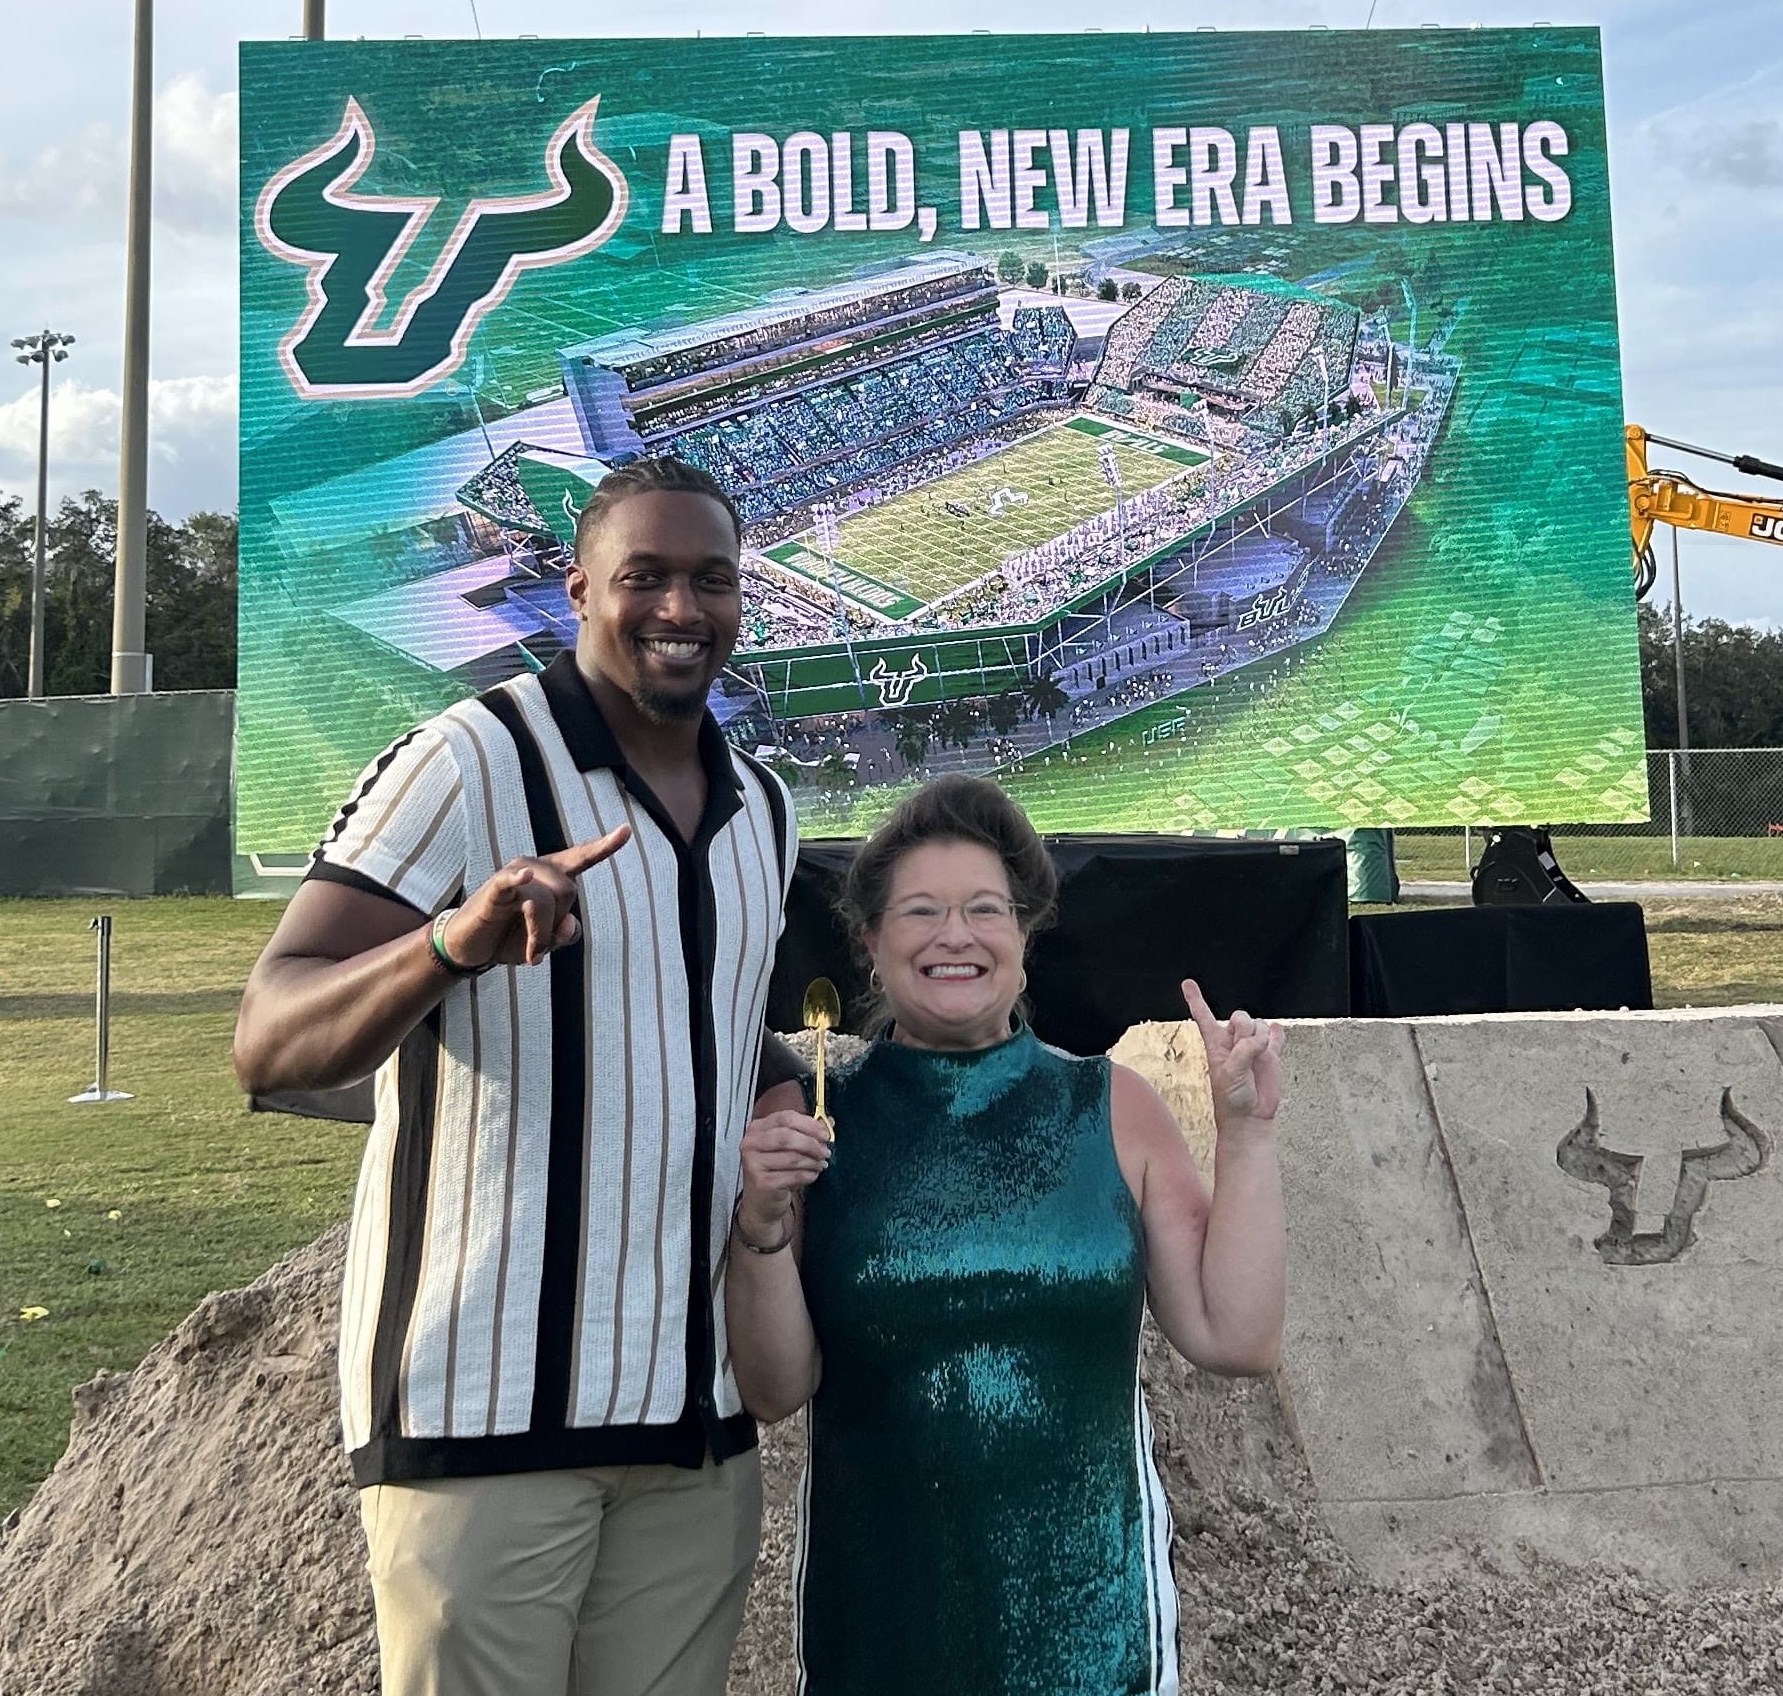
[237,30,1643,889]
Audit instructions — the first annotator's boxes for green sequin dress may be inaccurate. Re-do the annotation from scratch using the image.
[795,1025,1179,1695]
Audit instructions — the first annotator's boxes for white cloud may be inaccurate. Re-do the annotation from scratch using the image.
[0,124,124,223]
[1686,119,1783,189]
[156,72,238,226]
[0,72,236,235]
[0,373,236,477]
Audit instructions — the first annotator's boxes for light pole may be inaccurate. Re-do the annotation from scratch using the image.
[303,0,324,39]
[11,330,75,698]
[1670,524,1693,837]
[111,0,153,695]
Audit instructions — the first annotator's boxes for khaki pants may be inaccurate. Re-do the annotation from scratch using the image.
[360,1452,762,1696]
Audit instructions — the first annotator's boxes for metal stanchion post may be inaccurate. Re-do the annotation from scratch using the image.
[70,915,133,1104]
[1668,750,1680,871]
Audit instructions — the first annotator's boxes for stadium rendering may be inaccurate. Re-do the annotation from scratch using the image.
[337,249,1457,782]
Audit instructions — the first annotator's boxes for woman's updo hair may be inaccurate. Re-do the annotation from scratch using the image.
[841,775,1059,945]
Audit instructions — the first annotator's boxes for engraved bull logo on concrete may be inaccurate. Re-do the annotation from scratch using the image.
[1556,1088,1769,1266]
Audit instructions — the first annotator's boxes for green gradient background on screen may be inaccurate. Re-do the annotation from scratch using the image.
[238,30,1642,867]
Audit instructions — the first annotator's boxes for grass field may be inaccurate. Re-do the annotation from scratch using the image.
[817,417,1204,604]
[3,888,1780,1522]
[1393,833,1783,884]
[0,898,364,1520]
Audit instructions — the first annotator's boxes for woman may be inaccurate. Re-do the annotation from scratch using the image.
[726,776,1287,1696]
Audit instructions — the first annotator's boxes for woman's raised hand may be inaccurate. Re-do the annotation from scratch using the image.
[1182,977,1285,1130]
[737,1108,833,1244]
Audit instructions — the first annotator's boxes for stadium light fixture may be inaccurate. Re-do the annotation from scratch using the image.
[14,328,76,697]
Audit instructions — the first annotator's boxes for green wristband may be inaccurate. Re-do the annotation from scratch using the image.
[428,908,484,978]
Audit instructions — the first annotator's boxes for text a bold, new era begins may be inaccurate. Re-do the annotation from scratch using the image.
[658,123,1575,237]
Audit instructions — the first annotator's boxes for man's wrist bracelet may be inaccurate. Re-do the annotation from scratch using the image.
[428,908,486,978]
[733,1204,794,1255]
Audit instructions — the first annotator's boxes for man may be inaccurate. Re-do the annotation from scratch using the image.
[235,457,801,1696]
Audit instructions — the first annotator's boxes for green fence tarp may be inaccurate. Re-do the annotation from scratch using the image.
[0,692,234,896]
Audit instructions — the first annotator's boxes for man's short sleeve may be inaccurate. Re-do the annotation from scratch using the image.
[307,726,466,916]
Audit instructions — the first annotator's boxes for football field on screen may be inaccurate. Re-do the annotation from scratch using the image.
[815,419,1205,605]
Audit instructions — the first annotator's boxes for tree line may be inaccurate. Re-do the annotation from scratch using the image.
[1636,600,1783,750]
[4,494,1782,754]
[0,492,236,696]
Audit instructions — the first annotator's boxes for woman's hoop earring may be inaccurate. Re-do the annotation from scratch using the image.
[1017,969,1028,994]
[869,966,885,993]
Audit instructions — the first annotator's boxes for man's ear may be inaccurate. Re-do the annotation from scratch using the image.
[564,558,590,619]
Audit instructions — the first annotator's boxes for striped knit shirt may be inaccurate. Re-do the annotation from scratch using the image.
[308,653,797,1485]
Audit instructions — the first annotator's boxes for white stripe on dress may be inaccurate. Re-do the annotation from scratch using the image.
[791,1404,816,1696]
[1134,1374,1181,1694]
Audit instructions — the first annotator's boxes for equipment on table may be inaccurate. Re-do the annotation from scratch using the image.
[1470,826,1588,907]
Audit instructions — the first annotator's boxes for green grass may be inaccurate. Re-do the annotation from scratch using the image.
[1643,897,1783,1008]
[0,897,366,1520]
[1393,833,1783,884]
[817,416,1201,603]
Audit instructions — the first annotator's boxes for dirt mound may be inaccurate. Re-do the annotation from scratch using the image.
[0,1226,374,1696]
[5,1228,1782,1695]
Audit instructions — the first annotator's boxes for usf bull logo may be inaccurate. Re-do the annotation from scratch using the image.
[1557,1087,1769,1266]
[868,653,930,709]
[255,97,627,399]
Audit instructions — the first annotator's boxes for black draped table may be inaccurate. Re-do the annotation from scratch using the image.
[1348,902,1652,1018]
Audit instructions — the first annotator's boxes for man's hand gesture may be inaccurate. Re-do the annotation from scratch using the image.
[1183,977,1284,1131]
[441,826,633,969]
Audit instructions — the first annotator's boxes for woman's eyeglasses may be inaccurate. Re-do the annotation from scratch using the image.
[882,897,1025,936]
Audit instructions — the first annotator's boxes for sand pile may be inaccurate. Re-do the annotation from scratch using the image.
[0,1226,375,1696]
[3,1232,1781,1693]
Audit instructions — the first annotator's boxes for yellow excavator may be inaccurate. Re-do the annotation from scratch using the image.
[1627,424,1783,599]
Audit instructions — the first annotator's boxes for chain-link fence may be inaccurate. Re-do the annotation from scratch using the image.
[1399,750,1783,882]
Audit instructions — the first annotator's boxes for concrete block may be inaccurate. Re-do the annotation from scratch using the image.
[1323,1479,1783,1591]
[1268,1021,1538,1504]
[1107,1019,1216,1175]
[1117,1005,1783,1586]
[1414,1009,1783,1496]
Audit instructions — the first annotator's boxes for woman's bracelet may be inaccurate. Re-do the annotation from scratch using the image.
[733,1202,794,1255]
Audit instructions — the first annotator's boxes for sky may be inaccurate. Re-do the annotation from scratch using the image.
[0,0,1777,625]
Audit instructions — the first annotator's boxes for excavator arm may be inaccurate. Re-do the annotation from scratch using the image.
[1628,425,1783,599]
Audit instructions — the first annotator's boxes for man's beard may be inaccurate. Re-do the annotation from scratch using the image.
[632,678,708,723]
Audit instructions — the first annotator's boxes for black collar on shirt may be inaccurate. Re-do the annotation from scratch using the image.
[537,650,743,843]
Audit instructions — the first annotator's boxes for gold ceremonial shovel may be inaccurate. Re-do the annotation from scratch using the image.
[802,977,841,1139]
